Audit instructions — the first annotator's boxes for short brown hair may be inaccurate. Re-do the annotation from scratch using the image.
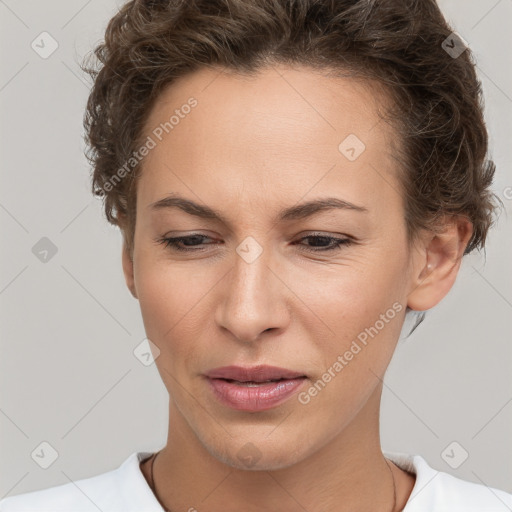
[81,0,501,260]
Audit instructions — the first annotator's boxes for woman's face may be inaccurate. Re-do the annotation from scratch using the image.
[125,65,425,470]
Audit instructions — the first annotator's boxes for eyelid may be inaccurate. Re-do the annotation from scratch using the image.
[154,231,354,253]
[157,230,354,241]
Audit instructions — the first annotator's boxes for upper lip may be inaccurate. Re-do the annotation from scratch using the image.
[205,365,306,382]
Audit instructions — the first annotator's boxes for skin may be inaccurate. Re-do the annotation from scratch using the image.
[121,64,472,512]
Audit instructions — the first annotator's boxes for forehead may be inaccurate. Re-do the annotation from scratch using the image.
[137,64,403,219]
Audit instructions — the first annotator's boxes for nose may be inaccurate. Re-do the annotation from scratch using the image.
[214,245,290,344]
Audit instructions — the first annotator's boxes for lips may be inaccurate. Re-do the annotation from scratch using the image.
[204,365,307,411]
[205,365,306,382]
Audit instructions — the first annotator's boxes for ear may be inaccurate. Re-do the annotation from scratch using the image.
[121,241,138,300]
[407,216,473,311]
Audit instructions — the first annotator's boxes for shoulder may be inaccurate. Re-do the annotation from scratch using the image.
[0,452,160,512]
[385,451,512,512]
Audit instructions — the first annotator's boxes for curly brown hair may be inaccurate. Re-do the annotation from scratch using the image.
[81,0,501,262]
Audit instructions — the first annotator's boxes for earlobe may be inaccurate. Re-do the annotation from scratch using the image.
[121,243,138,299]
[407,217,473,312]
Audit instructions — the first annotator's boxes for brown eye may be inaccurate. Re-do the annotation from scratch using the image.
[294,235,352,252]
[155,234,214,252]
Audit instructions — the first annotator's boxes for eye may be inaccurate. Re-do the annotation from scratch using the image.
[155,233,352,253]
[293,234,353,252]
[155,234,215,252]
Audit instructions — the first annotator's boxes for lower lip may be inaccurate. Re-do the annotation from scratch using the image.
[206,377,307,411]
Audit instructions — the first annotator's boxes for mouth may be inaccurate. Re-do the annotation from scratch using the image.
[218,378,297,386]
[205,364,307,382]
[204,365,307,411]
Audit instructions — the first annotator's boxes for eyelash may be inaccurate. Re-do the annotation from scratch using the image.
[155,233,353,253]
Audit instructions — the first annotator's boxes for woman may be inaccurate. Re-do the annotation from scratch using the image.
[1,0,510,510]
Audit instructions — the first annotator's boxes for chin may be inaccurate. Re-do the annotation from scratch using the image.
[201,430,311,471]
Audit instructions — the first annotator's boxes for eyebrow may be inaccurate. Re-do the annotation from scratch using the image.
[148,194,368,224]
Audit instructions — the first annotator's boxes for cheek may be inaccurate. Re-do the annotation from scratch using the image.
[133,255,187,342]
[291,249,408,387]
[295,250,407,333]
[133,252,218,368]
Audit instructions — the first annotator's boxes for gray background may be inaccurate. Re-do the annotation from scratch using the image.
[1,0,511,499]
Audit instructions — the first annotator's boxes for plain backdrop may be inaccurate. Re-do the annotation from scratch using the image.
[1,0,511,498]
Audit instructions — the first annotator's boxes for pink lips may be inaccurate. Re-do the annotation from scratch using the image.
[205,365,307,411]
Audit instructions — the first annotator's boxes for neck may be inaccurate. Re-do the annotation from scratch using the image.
[143,383,414,512]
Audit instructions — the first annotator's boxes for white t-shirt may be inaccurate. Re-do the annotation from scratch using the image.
[1,451,511,511]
